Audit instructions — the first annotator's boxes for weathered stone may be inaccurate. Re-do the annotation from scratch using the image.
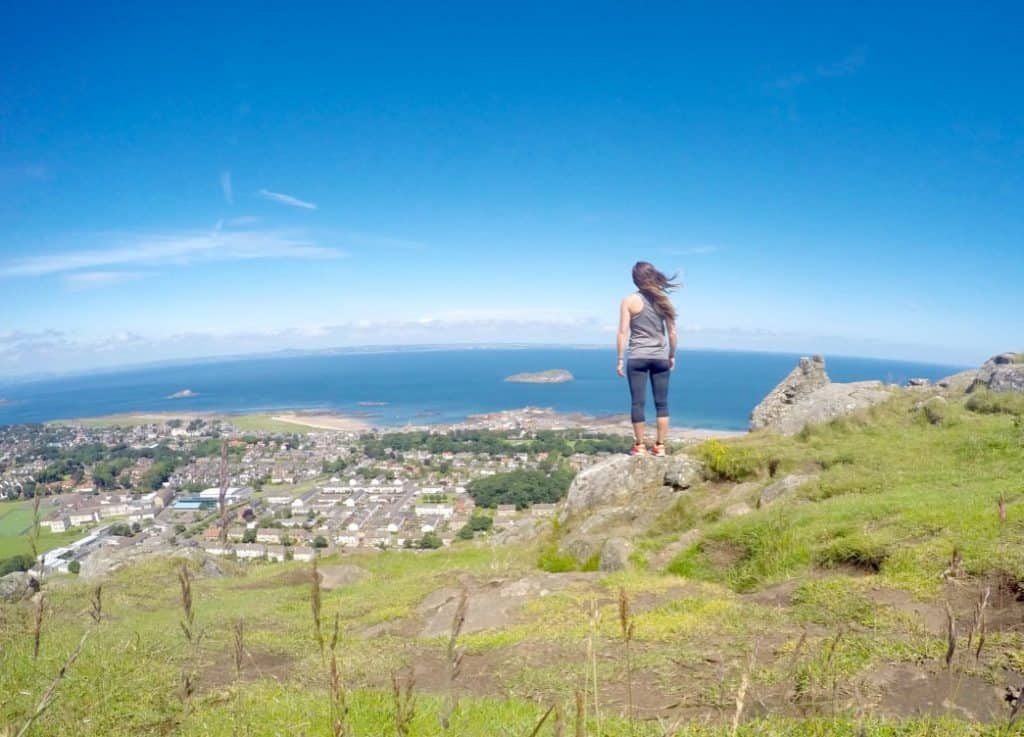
[937,370,978,391]
[759,474,815,508]
[559,455,701,523]
[557,454,702,562]
[749,356,891,435]
[0,571,37,602]
[906,378,930,388]
[968,353,1024,394]
[723,502,753,517]
[598,537,634,571]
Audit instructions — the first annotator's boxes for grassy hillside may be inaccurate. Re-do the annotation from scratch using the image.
[3,388,1024,736]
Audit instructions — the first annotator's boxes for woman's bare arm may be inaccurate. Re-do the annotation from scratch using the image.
[616,298,631,376]
[666,318,678,369]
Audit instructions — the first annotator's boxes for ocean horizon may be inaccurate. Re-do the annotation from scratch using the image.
[0,347,966,430]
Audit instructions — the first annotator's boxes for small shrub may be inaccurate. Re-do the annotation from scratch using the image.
[67,560,81,575]
[696,440,761,482]
[966,390,1024,416]
[537,543,577,573]
[921,401,947,426]
[581,553,601,572]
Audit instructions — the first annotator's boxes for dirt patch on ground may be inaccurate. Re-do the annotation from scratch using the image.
[415,573,597,638]
[199,648,297,693]
[861,664,1009,721]
[866,578,1024,636]
[701,540,746,571]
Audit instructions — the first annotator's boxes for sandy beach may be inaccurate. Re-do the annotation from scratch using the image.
[268,412,372,432]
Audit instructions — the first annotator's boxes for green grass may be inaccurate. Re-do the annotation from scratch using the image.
[665,393,1024,594]
[0,499,81,559]
[220,414,315,434]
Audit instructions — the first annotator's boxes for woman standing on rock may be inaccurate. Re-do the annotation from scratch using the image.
[616,261,679,456]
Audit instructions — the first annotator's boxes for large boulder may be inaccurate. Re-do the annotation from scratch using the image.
[558,454,702,562]
[968,352,1024,394]
[598,537,634,572]
[0,571,38,602]
[750,356,891,435]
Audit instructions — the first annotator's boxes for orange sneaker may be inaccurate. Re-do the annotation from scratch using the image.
[651,443,667,457]
[628,442,647,456]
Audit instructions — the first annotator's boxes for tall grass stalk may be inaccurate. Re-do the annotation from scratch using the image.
[14,631,89,737]
[618,586,636,730]
[439,588,467,730]
[328,612,349,737]
[311,556,324,656]
[391,669,416,737]
[586,598,602,736]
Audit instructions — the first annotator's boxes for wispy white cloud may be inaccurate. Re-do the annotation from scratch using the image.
[0,164,49,182]
[771,47,866,90]
[220,171,233,204]
[257,188,317,210]
[63,271,150,289]
[0,226,342,278]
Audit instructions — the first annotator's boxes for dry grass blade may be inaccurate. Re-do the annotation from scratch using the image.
[944,600,957,670]
[973,587,990,662]
[618,586,636,731]
[730,651,755,736]
[233,618,245,679]
[588,598,603,735]
[328,650,348,737]
[89,585,103,624]
[523,705,555,737]
[15,631,89,737]
[439,588,468,730]
[998,493,1007,525]
[574,690,585,737]
[391,669,417,737]
[310,557,324,656]
[32,594,45,659]
[178,563,197,643]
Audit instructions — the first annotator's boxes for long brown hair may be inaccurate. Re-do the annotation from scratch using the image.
[631,261,679,321]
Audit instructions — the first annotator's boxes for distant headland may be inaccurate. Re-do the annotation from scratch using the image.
[504,369,575,384]
[167,389,199,399]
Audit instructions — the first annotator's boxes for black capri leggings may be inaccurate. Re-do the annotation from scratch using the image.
[627,358,671,423]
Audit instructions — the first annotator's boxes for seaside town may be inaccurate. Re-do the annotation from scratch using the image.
[0,408,634,577]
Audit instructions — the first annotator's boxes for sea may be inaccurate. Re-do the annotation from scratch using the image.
[0,348,966,431]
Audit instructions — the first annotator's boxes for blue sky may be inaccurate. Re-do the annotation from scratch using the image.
[1,2,1021,377]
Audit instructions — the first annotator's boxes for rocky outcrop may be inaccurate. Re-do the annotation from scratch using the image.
[558,454,702,562]
[749,356,891,435]
[598,537,634,572]
[0,571,39,602]
[968,352,1024,394]
[937,370,978,391]
[759,474,816,508]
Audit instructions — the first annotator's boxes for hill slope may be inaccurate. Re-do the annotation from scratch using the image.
[2,386,1024,735]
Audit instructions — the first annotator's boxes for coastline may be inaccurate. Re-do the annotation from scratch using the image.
[46,406,744,439]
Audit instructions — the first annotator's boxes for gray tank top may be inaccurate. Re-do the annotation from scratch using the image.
[628,292,670,360]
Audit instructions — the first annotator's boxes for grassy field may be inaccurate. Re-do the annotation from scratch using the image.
[47,412,316,433]
[0,499,82,559]
[5,387,1024,735]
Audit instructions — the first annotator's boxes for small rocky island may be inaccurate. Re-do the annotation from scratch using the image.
[167,389,199,399]
[0,397,9,406]
[504,369,575,384]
